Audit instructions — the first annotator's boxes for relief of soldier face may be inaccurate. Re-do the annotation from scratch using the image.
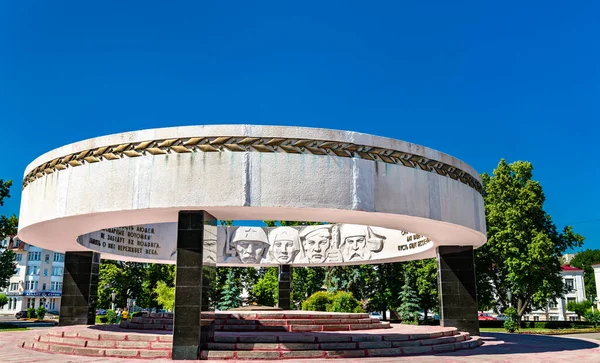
[342,235,367,261]
[303,230,331,263]
[235,240,266,264]
[273,239,295,264]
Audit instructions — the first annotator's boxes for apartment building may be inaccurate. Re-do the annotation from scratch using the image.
[523,265,586,321]
[0,236,64,315]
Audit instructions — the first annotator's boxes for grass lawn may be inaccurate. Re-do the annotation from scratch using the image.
[481,327,600,335]
[0,327,30,332]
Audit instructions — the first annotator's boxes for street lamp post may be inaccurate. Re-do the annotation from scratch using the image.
[111,291,116,311]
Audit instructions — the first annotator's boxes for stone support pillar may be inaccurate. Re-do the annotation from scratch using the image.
[278,265,292,310]
[437,246,479,335]
[59,251,100,326]
[172,211,216,360]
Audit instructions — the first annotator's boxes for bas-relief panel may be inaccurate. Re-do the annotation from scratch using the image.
[76,223,433,265]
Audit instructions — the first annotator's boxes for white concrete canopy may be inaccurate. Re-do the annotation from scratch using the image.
[18,125,486,264]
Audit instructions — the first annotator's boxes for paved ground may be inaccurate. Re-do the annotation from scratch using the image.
[1,327,599,362]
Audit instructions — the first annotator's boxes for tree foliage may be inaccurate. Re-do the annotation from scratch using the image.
[292,267,325,308]
[566,300,592,319]
[476,159,585,316]
[0,179,17,290]
[218,269,242,310]
[302,291,332,311]
[570,249,600,300]
[0,293,7,308]
[154,280,175,311]
[397,273,420,323]
[403,258,438,320]
[97,260,175,310]
[253,267,278,307]
[327,291,364,313]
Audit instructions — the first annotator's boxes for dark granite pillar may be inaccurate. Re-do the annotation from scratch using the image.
[172,211,216,360]
[278,264,292,310]
[437,246,479,335]
[59,251,100,326]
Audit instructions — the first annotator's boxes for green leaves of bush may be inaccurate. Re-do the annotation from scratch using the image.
[301,291,364,313]
[503,307,520,333]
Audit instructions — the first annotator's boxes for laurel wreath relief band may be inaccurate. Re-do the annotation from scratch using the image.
[23,136,483,194]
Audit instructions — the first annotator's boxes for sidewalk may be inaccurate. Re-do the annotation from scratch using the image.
[1,328,600,362]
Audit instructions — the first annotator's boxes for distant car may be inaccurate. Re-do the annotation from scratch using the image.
[478,313,497,321]
[369,312,382,320]
[495,314,507,321]
[15,310,34,319]
[96,309,107,315]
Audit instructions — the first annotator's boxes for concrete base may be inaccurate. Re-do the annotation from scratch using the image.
[19,323,482,360]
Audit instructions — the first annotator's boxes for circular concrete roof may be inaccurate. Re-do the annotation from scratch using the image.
[18,125,486,264]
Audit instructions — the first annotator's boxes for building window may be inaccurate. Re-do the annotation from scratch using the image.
[52,267,63,276]
[548,301,558,309]
[534,316,540,321]
[550,315,559,321]
[565,279,574,292]
[43,269,48,276]
[522,316,529,321]
[27,252,41,261]
[14,267,20,275]
[15,254,22,262]
[567,297,577,307]
[44,254,50,263]
[53,253,64,262]
[42,283,46,291]
[569,316,579,321]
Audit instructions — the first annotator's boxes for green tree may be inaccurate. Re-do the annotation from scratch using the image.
[327,291,364,313]
[292,267,325,308]
[0,179,17,290]
[253,267,278,307]
[0,293,7,308]
[36,305,47,320]
[566,300,592,320]
[570,249,600,301]
[584,310,600,328]
[365,263,405,320]
[476,160,585,317]
[143,264,175,310]
[302,291,333,311]
[218,269,242,310]
[404,258,438,320]
[98,261,125,309]
[0,248,16,290]
[154,280,175,311]
[397,274,420,323]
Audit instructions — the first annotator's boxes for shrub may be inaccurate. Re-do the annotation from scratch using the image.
[302,291,332,311]
[27,307,36,319]
[0,294,7,309]
[105,309,117,324]
[36,306,46,320]
[503,307,520,333]
[95,315,108,324]
[584,310,600,328]
[327,291,364,313]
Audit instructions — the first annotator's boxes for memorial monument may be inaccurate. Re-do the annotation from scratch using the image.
[17,125,486,360]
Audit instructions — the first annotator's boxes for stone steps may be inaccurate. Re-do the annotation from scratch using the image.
[20,327,483,360]
[201,337,483,360]
[21,331,173,359]
[120,311,391,332]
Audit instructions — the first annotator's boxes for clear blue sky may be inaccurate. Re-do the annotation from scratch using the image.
[1,1,598,251]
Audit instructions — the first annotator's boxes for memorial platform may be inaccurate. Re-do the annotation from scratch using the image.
[119,311,391,332]
[19,323,482,360]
